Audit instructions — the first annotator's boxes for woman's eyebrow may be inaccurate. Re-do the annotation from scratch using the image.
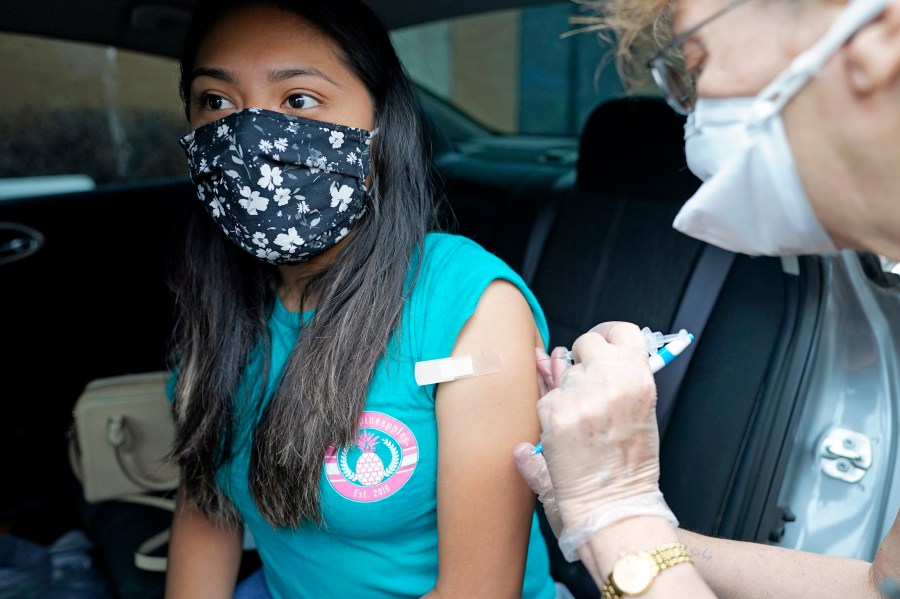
[269,67,341,88]
[191,67,236,83]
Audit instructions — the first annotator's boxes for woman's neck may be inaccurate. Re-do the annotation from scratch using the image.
[276,235,353,312]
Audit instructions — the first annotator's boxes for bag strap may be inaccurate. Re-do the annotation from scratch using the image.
[119,493,177,512]
[115,494,177,572]
[67,425,84,483]
[107,415,180,491]
[135,528,171,572]
[654,244,736,438]
[122,495,253,572]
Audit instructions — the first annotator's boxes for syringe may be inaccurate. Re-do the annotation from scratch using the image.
[641,327,685,355]
[532,329,694,455]
[541,328,693,369]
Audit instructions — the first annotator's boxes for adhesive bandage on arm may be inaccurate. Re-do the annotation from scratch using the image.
[414,351,502,386]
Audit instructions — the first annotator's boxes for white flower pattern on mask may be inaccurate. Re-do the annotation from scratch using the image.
[252,232,269,248]
[239,186,269,215]
[305,152,327,174]
[258,164,283,190]
[256,248,280,261]
[329,131,345,149]
[273,188,291,206]
[329,182,354,212]
[275,227,305,253]
[179,108,374,265]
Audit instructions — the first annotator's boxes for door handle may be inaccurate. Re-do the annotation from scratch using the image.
[0,223,45,266]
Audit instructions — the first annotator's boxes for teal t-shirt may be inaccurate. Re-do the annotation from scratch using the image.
[206,233,554,598]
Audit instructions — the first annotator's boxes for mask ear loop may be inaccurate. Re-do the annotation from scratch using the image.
[752,0,888,119]
[361,128,379,195]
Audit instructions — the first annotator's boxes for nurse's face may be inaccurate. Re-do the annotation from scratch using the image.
[671,0,900,259]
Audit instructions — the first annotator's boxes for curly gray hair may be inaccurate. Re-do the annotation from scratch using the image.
[566,0,674,84]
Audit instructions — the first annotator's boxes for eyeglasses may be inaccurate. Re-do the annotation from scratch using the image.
[648,0,753,114]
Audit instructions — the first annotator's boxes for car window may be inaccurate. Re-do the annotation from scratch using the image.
[391,2,626,138]
[0,32,188,199]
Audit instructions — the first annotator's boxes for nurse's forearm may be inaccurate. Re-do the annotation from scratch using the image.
[578,516,715,598]
[676,528,878,598]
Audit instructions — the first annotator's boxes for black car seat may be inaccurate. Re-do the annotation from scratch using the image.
[523,96,820,598]
[526,96,704,343]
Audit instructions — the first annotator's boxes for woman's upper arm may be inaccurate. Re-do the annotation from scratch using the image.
[166,487,244,599]
[431,279,544,599]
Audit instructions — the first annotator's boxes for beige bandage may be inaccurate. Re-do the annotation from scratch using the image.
[414,351,502,386]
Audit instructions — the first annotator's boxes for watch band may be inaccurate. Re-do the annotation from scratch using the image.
[601,542,693,598]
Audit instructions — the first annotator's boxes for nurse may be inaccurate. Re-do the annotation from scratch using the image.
[514,0,900,596]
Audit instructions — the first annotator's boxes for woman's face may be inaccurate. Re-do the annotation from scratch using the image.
[187,3,375,133]
[672,0,900,257]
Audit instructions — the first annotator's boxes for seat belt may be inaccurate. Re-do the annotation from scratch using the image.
[520,170,574,286]
[654,243,736,438]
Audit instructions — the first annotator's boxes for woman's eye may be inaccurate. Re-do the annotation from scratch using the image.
[286,94,320,110]
[200,94,235,111]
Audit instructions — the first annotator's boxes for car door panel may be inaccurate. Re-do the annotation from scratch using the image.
[0,180,192,528]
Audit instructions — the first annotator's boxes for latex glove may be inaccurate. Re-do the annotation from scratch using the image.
[513,442,562,538]
[535,346,570,395]
[537,322,666,551]
[517,345,571,537]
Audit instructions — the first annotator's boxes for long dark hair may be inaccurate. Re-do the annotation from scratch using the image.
[170,0,436,527]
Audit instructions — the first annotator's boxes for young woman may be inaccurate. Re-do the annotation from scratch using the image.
[165,1,556,597]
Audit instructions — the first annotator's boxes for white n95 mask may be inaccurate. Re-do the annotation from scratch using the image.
[683,97,755,182]
[675,0,888,256]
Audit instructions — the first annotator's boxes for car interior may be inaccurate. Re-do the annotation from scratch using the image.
[2,0,899,598]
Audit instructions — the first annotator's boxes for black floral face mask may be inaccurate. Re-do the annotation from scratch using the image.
[179,108,375,265]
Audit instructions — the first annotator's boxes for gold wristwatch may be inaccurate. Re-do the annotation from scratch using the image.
[600,542,693,598]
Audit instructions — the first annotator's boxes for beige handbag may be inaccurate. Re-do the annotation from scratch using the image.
[68,371,179,572]
[69,371,180,502]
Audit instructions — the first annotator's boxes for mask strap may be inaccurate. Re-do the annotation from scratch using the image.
[369,127,380,139]
[753,0,888,117]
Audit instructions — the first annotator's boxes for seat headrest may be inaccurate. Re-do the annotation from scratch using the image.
[577,96,700,201]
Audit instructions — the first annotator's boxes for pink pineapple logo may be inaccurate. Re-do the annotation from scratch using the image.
[354,431,386,486]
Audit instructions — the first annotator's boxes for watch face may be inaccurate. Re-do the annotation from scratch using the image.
[611,553,657,595]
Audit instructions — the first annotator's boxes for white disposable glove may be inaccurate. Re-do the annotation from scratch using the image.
[536,345,570,396]
[513,441,562,538]
[529,322,676,561]
[512,345,571,537]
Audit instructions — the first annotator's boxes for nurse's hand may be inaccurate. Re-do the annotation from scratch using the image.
[513,442,562,537]
[513,345,571,537]
[535,323,664,541]
[535,345,570,395]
